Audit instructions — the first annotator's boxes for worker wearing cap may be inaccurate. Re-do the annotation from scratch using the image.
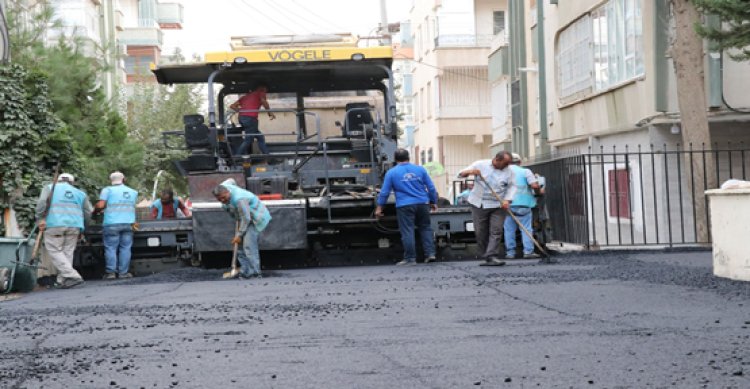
[94,172,138,279]
[212,179,271,278]
[36,173,93,289]
[505,153,541,259]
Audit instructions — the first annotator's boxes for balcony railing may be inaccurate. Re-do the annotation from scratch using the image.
[157,2,184,29]
[119,27,163,47]
[434,34,493,48]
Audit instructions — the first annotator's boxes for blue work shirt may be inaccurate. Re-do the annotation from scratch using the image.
[377,162,438,207]
[224,184,272,233]
[99,184,138,225]
[510,164,538,208]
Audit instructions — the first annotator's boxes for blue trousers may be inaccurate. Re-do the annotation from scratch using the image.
[504,207,534,256]
[238,228,261,276]
[103,223,134,274]
[235,116,269,155]
[396,204,435,262]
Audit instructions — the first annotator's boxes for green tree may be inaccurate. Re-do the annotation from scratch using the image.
[0,63,67,233]
[125,49,203,196]
[693,0,750,61]
[4,0,144,195]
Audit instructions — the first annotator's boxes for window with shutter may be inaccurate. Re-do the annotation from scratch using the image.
[608,169,631,219]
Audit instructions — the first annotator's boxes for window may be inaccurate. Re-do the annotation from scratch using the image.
[556,15,592,98]
[592,0,644,90]
[426,81,432,118]
[493,11,506,36]
[420,150,426,165]
[427,148,433,163]
[124,55,154,74]
[557,0,644,98]
[608,169,631,219]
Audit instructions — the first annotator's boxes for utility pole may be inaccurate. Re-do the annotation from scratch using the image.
[379,0,390,45]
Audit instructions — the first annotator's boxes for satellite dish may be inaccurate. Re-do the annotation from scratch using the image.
[0,4,9,63]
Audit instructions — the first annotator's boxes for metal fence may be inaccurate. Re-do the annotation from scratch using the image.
[527,143,750,248]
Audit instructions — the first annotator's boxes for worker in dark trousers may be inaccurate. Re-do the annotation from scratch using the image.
[375,149,438,266]
[504,153,542,259]
[458,151,516,266]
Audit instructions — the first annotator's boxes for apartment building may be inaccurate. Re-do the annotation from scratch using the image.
[504,0,750,157]
[501,0,750,247]
[392,21,416,150]
[409,0,506,199]
[118,0,182,83]
[47,0,124,100]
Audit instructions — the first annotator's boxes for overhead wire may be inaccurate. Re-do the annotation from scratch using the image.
[289,0,351,33]
[263,0,336,34]
[236,0,301,34]
[393,52,491,82]
[253,0,316,34]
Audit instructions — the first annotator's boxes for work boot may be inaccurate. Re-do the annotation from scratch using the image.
[523,253,541,259]
[58,278,84,289]
[103,273,116,280]
[481,258,506,266]
[396,260,416,266]
[424,256,436,263]
[119,272,134,279]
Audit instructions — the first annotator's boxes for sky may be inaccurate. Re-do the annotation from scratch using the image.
[162,0,412,58]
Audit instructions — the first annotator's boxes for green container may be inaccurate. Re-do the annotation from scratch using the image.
[0,236,38,293]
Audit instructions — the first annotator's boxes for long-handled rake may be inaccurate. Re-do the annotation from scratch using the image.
[477,174,555,264]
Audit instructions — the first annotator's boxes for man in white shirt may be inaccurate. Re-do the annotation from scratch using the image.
[458,151,516,266]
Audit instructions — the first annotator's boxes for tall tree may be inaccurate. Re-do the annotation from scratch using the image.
[4,0,144,195]
[669,0,717,243]
[125,49,203,196]
[693,0,750,61]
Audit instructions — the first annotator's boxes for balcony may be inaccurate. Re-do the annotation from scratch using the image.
[434,34,493,49]
[157,2,184,30]
[119,27,163,48]
[115,9,124,31]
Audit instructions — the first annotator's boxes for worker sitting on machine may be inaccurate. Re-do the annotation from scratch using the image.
[151,188,191,220]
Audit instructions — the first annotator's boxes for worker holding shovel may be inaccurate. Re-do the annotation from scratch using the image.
[458,151,516,266]
[213,179,271,279]
[36,173,93,289]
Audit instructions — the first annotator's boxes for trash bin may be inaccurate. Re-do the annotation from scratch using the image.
[0,235,39,293]
[706,188,750,282]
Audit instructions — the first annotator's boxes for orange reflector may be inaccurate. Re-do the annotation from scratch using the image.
[258,194,282,200]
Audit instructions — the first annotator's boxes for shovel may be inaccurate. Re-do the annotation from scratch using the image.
[222,221,241,279]
[476,174,554,263]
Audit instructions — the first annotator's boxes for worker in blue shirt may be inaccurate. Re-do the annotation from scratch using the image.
[94,171,138,279]
[375,149,438,266]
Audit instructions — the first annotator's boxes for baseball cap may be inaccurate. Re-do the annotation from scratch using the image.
[511,153,522,163]
[58,173,75,183]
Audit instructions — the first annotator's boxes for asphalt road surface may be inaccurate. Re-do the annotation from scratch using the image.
[1,250,749,388]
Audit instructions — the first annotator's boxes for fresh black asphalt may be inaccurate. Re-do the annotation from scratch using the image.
[1,251,748,388]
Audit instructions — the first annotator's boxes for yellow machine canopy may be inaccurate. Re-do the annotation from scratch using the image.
[152,45,394,94]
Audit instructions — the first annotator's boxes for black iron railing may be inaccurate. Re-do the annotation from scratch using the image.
[526,143,750,248]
